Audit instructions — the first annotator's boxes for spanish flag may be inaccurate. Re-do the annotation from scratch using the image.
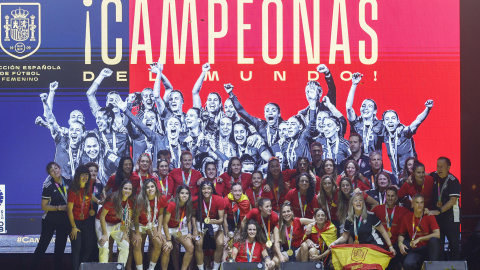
[331,244,393,270]
[311,221,337,248]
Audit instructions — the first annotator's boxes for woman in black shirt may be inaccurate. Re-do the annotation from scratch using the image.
[330,193,395,255]
[31,162,72,270]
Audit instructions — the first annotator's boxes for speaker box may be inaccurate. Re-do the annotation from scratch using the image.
[281,262,324,269]
[222,262,266,270]
[80,262,125,270]
[422,261,467,270]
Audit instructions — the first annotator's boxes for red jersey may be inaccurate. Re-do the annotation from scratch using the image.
[372,204,410,244]
[106,173,142,193]
[137,195,168,226]
[234,241,265,262]
[165,201,188,228]
[245,185,274,209]
[399,211,439,248]
[134,172,160,194]
[277,217,305,248]
[97,198,133,224]
[284,169,321,193]
[169,168,202,197]
[68,187,93,221]
[224,193,251,224]
[221,172,252,193]
[203,178,227,197]
[157,176,173,199]
[284,189,319,219]
[319,191,339,222]
[398,175,435,209]
[193,194,225,220]
[265,171,295,211]
[245,208,279,239]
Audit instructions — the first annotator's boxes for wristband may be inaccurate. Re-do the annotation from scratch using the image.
[72,226,77,229]
[166,239,172,242]
[264,255,271,260]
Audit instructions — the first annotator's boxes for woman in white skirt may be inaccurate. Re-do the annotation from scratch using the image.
[96,180,134,264]
[161,185,194,270]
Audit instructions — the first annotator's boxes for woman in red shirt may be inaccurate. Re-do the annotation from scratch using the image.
[95,180,134,264]
[319,158,339,184]
[317,175,340,230]
[67,165,101,270]
[303,208,338,267]
[132,179,168,270]
[272,203,314,265]
[343,160,370,191]
[246,171,274,209]
[105,156,141,194]
[283,157,321,193]
[198,161,226,197]
[224,182,251,237]
[220,157,252,193]
[192,181,225,270]
[230,220,275,269]
[264,158,292,211]
[157,159,173,199]
[134,153,160,193]
[162,185,194,270]
[284,173,319,219]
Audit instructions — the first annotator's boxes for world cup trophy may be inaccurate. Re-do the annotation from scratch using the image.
[226,231,235,263]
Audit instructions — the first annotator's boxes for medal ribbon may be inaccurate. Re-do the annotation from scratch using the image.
[178,208,185,233]
[232,202,240,227]
[353,215,363,243]
[285,224,293,252]
[182,170,192,186]
[203,198,212,219]
[55,179,68,204]
[385,205,395,231]
[80,189,86,219]
[159,178,168,195]
[246,241,256,262]
[261,216,271,242]
[147,196,158,228]
[298,192,307,218]
[437,177,449,204]
[122,201,130,227]
[411,214,423,241]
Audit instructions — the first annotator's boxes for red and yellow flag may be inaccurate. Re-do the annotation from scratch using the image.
[331,244,393,270]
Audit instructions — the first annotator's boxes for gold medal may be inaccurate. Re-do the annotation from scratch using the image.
[177,231,182,238]
[331,202,337,207]
[79,213,84,219]
[120,225,127,232]
[287,249,293,256]
[436,201,443,208]
[89,209,95,216]
[266,240,272,248]
[388,231,392,238]
[354,240,359,244]
[204,217,211,224]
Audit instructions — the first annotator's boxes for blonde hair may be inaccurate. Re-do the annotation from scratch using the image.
[346,193,368,223]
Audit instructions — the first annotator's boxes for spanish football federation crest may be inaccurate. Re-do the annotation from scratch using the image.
[0,3,40,59]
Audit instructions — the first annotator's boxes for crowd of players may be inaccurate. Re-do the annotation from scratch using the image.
[31,63,460,270]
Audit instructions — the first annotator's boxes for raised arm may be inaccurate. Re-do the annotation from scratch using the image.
[114,96,156,140]
[317,64,336,107]
[408,100,434,133]
[149,61,166,115]
[192,63,211,109]
[86,68,113,115]
[345,72,362,122]
[46,81,58,111]
[161,73,174,104]
[224,83,263,128]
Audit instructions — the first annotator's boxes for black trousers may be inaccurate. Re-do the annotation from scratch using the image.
[402,237,441,270]
[30,214,70,270]
[70,218,95,270]
[437,217,461,260]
